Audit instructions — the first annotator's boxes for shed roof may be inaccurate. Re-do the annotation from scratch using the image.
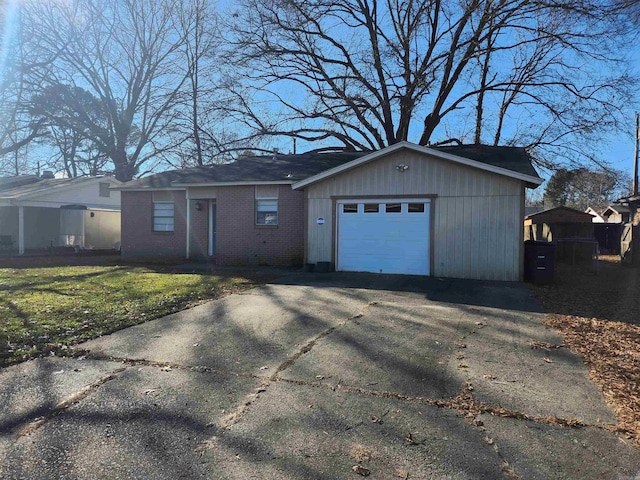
[118,142,542,190]
[525,206,596,224]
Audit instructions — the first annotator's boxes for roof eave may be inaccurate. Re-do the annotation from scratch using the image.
[292,141,542,190]
[171,180,294,187]
[111,186,186,192]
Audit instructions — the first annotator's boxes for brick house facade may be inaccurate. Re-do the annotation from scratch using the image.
[120,185,305,266]
[121,190,188,259]
[117,143,542,278]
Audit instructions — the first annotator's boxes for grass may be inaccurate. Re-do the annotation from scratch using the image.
[0,257,277,367]
[530,256,640,445]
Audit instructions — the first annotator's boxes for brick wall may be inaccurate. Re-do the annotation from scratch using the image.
[120,190,187,259]
[122,186,305,265]
[214,185,304,266]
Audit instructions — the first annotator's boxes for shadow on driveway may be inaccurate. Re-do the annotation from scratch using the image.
[272,271,543,313]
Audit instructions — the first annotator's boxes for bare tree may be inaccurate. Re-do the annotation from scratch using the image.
[224,0,635,167]
[29,85,111,177]
[165,0,239,167]
[0,3,45,162]
[21,0,207,181]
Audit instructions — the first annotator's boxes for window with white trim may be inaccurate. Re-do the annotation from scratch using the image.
[256,198,278,225]
[153,202,174,232]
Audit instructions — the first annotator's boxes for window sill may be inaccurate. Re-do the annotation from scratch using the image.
[255,224,278,229]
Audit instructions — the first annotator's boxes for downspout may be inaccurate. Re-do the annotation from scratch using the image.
[634,113,639,196]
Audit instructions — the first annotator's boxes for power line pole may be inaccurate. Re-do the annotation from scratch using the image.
[634,112,639,196]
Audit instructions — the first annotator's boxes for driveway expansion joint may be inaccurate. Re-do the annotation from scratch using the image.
[269,301,379,381]
[219,301,379,430]
[78,353,265,380]
[14,365,128,438]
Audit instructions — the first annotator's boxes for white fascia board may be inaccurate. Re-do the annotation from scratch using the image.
[171,180,294,187]
[10,199,121,210]
[292,141,543,189]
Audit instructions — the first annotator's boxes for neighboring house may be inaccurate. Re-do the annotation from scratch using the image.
[118,141,542,281]
[601,205,630,224]
[0,173,122,254]
[585,206,605,223]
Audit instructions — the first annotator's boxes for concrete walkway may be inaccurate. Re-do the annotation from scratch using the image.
[1,273,638,479]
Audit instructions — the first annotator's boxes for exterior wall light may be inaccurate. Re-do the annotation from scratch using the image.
[396,164,409,171]
[195,201,202,211]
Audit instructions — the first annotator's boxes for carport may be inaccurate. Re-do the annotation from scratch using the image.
[0,174,121,254]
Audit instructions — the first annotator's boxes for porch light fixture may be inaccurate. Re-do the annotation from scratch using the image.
[396,164,409,172]
[195,201,202,211]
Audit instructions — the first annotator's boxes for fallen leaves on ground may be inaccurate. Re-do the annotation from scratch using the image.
[352,465,371,476]
[531,258,640,445]
[350,444,374,463]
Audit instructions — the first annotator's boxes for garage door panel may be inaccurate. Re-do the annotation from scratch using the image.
[337,200,430,275]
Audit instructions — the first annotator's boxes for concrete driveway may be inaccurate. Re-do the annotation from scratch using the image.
[1,272,639,479]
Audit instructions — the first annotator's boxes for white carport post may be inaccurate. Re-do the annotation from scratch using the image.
[18,206,25,255]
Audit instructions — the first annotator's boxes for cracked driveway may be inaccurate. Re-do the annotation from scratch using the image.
[1,272,639,479]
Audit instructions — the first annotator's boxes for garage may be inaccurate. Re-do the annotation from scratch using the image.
[294,142,543,281]
[337,199,430,275]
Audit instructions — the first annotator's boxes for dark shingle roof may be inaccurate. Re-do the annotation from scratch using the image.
[433,145,538,178]
[120,151,370,189]
[120,144,539,189]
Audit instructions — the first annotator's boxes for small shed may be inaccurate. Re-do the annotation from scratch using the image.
[524,206,596,262]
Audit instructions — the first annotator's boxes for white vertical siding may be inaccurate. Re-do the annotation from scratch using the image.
[305,150,525,281]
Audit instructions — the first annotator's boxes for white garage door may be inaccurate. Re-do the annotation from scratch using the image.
[337,199,430,275]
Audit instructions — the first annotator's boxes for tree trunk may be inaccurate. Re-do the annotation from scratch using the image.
[111,150,136,182]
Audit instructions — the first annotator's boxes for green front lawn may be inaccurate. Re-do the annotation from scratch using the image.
[0,261,274,367]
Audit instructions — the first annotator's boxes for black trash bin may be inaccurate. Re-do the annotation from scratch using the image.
[524,240,555,284]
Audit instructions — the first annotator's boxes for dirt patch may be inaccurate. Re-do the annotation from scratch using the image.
[531,257,640,445]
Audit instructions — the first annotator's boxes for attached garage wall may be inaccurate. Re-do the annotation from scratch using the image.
[305,150,525,281]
